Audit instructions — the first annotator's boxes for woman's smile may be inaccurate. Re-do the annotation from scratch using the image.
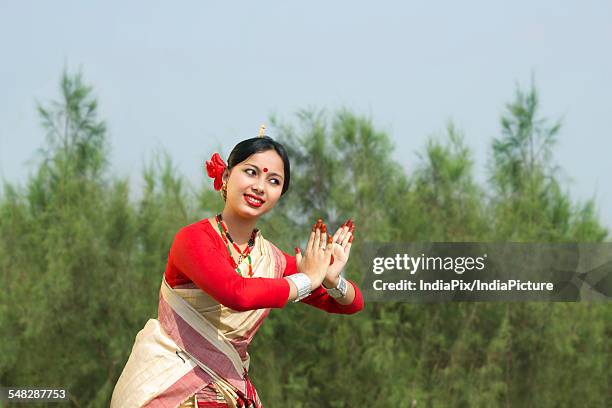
[243,193,265,208]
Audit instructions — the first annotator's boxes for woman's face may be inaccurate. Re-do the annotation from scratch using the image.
[223,149,285,219]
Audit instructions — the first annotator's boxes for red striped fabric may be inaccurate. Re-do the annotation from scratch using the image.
[157,293,246,392]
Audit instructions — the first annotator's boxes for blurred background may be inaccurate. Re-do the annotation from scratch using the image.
[0,2,610,407]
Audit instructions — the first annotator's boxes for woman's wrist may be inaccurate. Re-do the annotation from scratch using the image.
[323,275,340,289]
[334,279,355,305]
[285,273,313,302]
[323,275,349,299]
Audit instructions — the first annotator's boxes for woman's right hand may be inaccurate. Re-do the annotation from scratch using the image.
[294,219,333,290]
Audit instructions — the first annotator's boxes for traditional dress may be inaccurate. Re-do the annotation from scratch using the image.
[111,218,364,407]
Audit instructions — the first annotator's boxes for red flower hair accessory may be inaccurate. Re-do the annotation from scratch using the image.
[206,152,227,191]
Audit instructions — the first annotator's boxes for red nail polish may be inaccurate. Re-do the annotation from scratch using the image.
[294,247,300,254]
[327,234,332,244]
[348,235,354,243]
[321,224,327,233]
[349,225,355,233]
[329,254,334,265]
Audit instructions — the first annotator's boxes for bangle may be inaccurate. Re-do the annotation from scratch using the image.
[286,273,312,302]
[324,275,348,299]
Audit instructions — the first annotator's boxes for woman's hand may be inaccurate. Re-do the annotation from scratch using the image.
[294,219,334,290]
[324,219,354,288]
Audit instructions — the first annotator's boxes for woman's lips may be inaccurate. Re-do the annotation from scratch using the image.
[243,194,265,208]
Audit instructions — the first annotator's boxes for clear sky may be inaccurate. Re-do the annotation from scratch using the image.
[1,1,610,228]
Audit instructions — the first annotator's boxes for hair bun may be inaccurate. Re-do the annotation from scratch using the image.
[205,152,226,190]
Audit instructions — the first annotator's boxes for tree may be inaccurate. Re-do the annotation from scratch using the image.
[1,72,608,407]
[489,79,606,242]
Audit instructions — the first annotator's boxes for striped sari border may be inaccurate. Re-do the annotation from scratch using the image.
[145,367,213,408]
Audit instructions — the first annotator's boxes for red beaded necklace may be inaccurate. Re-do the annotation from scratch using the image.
[215,213,257,277]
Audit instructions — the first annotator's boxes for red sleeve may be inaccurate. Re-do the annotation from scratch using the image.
[282,252,364,315]
[169,224,291,311]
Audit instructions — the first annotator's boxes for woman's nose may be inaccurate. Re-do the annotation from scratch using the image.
[252,178,264,193]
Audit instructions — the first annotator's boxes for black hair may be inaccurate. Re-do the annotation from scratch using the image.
[226,136,291,195]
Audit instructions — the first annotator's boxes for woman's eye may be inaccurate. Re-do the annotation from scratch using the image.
[270,179,280,185]
[245,169,256,176]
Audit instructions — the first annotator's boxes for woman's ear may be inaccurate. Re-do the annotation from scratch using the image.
[222,168,230,183]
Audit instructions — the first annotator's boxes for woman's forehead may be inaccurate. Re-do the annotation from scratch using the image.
[243,150,284,173]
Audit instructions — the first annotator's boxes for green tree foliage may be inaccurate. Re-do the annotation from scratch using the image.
[0,70,189,406]
[489,80,606,242]
[411,122,489,241]
[0,72,609,407]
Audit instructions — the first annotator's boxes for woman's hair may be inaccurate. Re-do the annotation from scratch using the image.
[227,136,291,195]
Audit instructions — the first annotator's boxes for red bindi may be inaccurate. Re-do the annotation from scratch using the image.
[263,167,268,173]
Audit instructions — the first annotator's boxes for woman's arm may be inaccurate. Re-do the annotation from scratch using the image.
[170,224,292,311]
[283,252,364,314]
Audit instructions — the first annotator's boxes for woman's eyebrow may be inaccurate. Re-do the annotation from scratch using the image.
[244,163,284,179]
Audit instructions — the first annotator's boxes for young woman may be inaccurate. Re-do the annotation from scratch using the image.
[111,131,364,408]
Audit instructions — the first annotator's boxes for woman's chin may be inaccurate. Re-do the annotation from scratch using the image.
[236,202,265,218]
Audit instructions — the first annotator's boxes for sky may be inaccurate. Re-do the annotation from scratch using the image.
[1,1,611,228]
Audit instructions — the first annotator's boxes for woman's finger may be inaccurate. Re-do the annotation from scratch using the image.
[332,225,343,244]
[345,233,354,252]
[313,223,322,253]
[294,247,302,265]
[336,225,349,244]
[337,219,352,243]
[320,222,329,250]
[341,223,355,246]
[306,218,322,254]
[325,233,334,262]
[335,222,346,243]
[305,224,316,254]
[340,231,350,247]
[333,219,348,241]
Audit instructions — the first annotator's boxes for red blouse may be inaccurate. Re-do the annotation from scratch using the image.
[165,219,364,314]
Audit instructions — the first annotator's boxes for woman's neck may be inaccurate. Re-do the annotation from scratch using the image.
[220,208,258,246]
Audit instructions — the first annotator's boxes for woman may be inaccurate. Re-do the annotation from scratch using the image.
[111,129,364,407]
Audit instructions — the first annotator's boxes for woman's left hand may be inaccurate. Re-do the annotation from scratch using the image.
[323,219,354,288]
